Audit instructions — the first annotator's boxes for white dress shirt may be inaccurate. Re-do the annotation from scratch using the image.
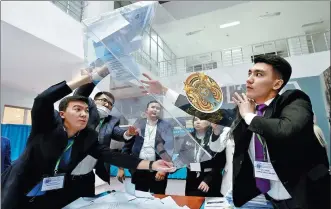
[139,120,157,161]
[165,88,291,200]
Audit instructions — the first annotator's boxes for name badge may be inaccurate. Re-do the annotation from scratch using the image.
[189,163,201,172]
[254,161,279,181]
[41,174,65,191]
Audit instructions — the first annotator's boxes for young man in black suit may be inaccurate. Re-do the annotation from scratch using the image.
[67,70,138,200]
[1,67,174,209]
[140,54,330,209]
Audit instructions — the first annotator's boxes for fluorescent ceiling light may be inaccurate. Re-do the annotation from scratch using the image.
[219,21,240,29]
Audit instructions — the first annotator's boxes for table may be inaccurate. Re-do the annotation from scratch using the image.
[153,194,205,209]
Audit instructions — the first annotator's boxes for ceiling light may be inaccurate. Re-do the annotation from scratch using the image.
[302,21,324,28]
[259,12,281,19]
[219,21,240,29]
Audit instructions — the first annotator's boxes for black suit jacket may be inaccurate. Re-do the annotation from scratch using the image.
[73,82,128,182]
[174,89,330,209]
[1,81,142,209]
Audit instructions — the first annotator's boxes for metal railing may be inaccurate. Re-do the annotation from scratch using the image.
[155,30,330,77]
[51,1,87,22]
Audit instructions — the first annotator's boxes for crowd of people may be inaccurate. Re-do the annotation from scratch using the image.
[1,54,330,209]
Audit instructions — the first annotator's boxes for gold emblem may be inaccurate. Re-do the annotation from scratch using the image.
[184,72,223,113]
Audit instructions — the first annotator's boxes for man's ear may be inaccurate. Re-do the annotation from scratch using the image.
[273,79,284,91]
[59,111,65,119]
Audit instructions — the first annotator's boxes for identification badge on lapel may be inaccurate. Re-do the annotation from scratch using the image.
[189,163,201,172]
[254,161,279,181]
[41,173,65,191]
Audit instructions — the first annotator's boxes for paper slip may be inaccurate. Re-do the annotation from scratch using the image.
[205,197,231,208]
[93,192,136,204]
[160,196,180,208]
[86,12,129,43]
[62,197,95,209]
[124,179,136,196]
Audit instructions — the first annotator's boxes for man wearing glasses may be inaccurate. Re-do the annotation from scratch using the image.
[63,70,139,204]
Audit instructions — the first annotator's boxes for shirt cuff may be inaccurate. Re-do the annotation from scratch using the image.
[165,88,180,105]
[123,132,133,140]
[244,113,257,125]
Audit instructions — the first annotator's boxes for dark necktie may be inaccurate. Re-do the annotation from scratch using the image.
[254,104,270,193]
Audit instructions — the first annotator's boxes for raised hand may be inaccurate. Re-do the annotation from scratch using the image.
[152,160,176,172]
[125,126,140,137]
[232,92,255,118]
[211,123,222,135]
[140,73,167,95]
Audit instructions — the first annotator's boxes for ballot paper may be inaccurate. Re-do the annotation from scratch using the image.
[63,191,191,209]
[62,197,97,209]
[124,179,154,199]
[204,197,231,208]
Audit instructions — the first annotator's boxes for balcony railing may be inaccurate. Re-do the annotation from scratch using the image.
[51,1,87,22]
[154,30,330,77]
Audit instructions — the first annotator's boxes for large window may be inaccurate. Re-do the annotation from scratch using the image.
[52,1,87,22]
[2,106,32,125]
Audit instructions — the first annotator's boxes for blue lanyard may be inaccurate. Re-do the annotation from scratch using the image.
[54,140,74,174]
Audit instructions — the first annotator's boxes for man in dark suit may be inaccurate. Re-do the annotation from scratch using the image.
[1,136,11,173]
[68,75,138,200]
[1,67,175,209]
[140,54,330,209]
[119,100,174,194]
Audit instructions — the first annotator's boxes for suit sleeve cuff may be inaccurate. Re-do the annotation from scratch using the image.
[123,132,133,140]
[244,113,257,125]
[165,88,179,105]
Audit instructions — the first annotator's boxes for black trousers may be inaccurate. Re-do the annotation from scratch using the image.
[185,169,222,197]
[20,172,95,209]
[131,170,168,194]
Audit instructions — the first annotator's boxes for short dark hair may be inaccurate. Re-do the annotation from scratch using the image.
[146,100,160,109]
[254,54,292,89]
[94,91,115,104]
[59,95,89,112]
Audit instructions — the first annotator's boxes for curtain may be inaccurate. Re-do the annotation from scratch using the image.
[1,124,31,161]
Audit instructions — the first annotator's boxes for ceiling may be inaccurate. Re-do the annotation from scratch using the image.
[152,1,330,57]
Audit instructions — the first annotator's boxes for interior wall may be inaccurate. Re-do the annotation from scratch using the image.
[1,1,84,58]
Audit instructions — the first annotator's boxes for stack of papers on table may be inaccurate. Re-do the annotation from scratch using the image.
[225,190,273,209]
[63,191,191,209]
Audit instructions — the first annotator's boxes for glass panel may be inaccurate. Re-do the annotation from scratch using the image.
[142,33,150,57]
[82,2,228,169]
[151,38,158,62]
[151,28,158,42]
[158,45,164,62]
[2,106,25,125]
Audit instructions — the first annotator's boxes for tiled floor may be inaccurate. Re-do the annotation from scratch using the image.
[95,177,186,195]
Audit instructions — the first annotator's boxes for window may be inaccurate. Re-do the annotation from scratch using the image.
[2,106,32,125]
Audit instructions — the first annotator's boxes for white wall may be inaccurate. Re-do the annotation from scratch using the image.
[0,85,37,119]
[1,1,84,59]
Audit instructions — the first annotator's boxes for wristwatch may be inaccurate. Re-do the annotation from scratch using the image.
[149,161,154,172]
